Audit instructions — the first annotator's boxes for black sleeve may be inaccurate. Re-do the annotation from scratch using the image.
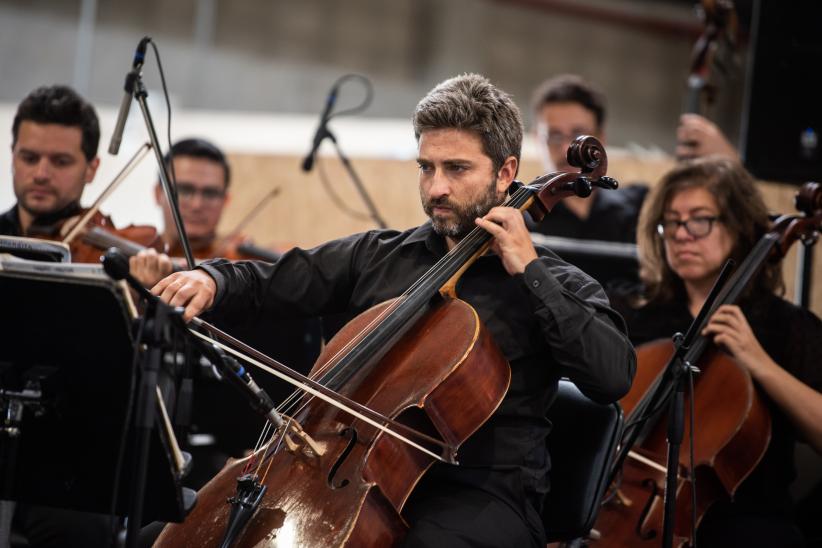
[198,231,375,326]
[522,256,637,403]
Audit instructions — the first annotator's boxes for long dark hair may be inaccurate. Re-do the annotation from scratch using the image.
[637,156,783,304]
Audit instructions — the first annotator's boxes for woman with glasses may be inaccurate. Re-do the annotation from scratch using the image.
[617,156,822,547]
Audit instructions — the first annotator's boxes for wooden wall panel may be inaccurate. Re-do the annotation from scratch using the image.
[221,152,821,316]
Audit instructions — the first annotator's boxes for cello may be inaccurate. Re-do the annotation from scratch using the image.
[592,181,822,546]
[154,136,618,547]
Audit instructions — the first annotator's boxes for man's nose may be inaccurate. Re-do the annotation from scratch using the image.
[185,192,207,209]
[33,158,51,181]
[428,171,451,199]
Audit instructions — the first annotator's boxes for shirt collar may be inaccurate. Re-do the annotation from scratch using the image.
[26,201,83,237]
[0,205,21,236]
[400,221,448,256]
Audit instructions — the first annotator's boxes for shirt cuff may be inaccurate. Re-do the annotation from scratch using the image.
[522,258,563,302]
[197,262,227,309]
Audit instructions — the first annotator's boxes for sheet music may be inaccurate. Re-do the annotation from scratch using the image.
[0,253,110,280]
[0,253,137,317]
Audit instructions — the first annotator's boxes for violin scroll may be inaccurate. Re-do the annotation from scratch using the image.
[795,181,822,216]
[567,135,608,176]
[527,136,618,222]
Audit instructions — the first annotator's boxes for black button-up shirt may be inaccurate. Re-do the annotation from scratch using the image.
[0,203,83,238]
[200,221,635,518]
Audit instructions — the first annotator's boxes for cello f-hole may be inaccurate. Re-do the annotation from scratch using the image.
[328,427,358,489]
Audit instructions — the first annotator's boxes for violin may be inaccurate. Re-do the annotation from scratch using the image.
[59,209,164,263]
[31,142,166,264]
[154,136,618,547]
[165,235,281,263]
[592,181,822,546]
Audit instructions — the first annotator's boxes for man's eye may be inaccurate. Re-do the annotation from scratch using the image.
[19,153,38,164]
[52,157,73,167]
[418,163,432,173]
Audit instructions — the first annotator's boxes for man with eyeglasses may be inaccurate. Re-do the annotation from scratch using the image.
[527,74,648,291]
[156,138,231,258]
[529,74,648,243]
[131,138,233,283]
[132,138,323,491]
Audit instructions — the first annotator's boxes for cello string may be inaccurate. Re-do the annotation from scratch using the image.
[244,420,274,475]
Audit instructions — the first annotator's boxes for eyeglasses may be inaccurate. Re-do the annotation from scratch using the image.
[176,183,226,204]
[545,132,584,146]
[657,216,719,239]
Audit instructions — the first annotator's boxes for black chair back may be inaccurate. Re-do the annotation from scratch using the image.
[543,380,623,542]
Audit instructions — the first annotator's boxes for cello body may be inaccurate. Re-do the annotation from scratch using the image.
[156,297,510,547]
[592,338,771,546]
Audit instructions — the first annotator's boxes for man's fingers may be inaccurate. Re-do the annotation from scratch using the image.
[151,271,185,296]
[184,290,212,321]
[475,216,505,236]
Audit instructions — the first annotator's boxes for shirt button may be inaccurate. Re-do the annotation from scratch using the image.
[532,279,540,288]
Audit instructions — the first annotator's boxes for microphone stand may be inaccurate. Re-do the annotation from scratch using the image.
[124,285,173,548]
[102,249,284,547]
[328,133,387,229]
[123,53,197,270]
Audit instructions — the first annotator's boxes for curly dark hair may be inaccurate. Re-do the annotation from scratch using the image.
[12,85,100,161]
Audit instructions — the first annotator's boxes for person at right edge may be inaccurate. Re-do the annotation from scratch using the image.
[150,73,636,547]
[619,157,822,547]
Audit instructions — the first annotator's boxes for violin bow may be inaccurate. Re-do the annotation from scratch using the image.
[61,142,152,245]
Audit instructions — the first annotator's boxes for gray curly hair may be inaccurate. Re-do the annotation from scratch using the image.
[413,73,523,174]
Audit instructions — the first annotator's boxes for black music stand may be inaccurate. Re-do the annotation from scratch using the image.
[0,261,194,531]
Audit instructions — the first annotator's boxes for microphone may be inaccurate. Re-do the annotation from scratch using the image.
[301,85,338,172]
[208,344,284,428]
[108,36,151,155]
[102,247,156,301]
[102,248,285,428]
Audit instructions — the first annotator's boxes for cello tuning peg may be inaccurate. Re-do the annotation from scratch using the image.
[594,176,619,190]
[572,177,593,198]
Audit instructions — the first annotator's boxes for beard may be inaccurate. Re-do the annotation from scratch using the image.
[423,178,505,240]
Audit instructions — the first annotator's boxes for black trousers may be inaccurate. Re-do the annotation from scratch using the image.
[12,504,113,548]
[400,467,545,548]
[697,505,806,548]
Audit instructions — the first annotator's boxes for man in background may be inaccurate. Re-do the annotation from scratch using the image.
[1,84,112,548]
[133,138,322,488]
[528,74,647,290]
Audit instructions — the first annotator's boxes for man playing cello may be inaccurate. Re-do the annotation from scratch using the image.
[152,73,636,547]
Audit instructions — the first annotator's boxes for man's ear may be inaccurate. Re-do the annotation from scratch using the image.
[84,157,100,185]
[154,183,164,206]
[496,155,518,194]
